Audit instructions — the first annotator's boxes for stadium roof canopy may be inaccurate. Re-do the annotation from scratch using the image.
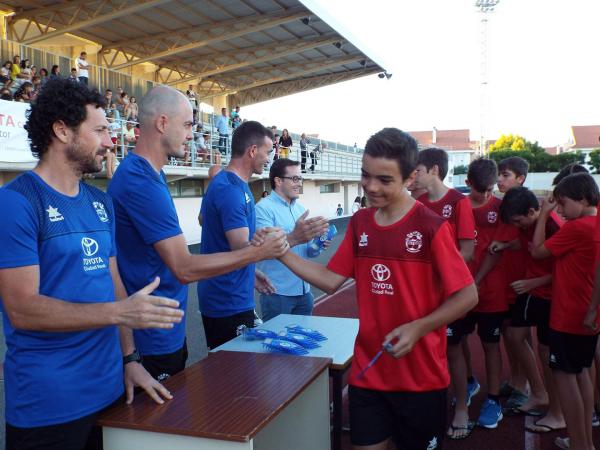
[2,0,388,105]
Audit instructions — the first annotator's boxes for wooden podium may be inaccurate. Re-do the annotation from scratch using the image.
[99,351,331,450]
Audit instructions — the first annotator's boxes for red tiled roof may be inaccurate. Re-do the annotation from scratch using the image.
[408,129,473,151]
[571,125,600,149]
[545,146,558,155]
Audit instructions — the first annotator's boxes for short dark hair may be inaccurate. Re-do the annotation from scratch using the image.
[498,156,529,178]
[553,173,600,206]
[417,147,449,180]
[230,120,273,158]
[499,186,539,223]
[24,78,105,159]
[269,158,300,190]
[467,158,497,193]
[364,128,418,180]
[552,163,588,186]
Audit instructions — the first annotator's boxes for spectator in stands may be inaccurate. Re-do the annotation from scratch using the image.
[123,121,137,155]
[273,133,280,161]
[38,68,49,87]
[68,68,79,82]
[0,61,12,88]
[279,128,292,159]
[129,96,138,122]
[230,106,241,129]
[31,76,42,99]
[351,196,361,213]
[336,204,344,216]
[104,89,113,112]
[76,51,90,85]
[49,64,61,80]
[309,142,323,172]
[19,58,30,71]
[10,56,20,81]
[107,110,121,146]
[186,85,198,119]
[118,91,129,118]
[262,190,269,198]
[0,88,12,101]
[215,107,229,154]
[14,82,34,103]
[300,133,310,173]
[30,65,37,78]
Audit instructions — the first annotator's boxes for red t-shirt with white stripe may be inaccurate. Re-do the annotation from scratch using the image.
[327,204,473,392]
[418,189,476,243]
[545,215,599,334]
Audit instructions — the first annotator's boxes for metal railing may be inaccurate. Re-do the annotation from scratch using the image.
[109,116,363,177]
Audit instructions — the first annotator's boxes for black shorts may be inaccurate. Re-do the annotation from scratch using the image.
[511,294,550,345]
[7,409,102,450]
[446,317,469,346]
[202,309,255,349]
[548,329,599,374]
[463,311,505,343]
[142,340,188,381]
[348,385,446,449]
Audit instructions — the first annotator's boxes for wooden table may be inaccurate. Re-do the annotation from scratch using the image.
[99,351,331,450]
[214,314,359,450]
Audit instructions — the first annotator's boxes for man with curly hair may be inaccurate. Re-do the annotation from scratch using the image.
[0,78,185,450]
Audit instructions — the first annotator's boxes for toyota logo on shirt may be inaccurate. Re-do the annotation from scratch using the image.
[371,264,391,282]
[81,237,99,257]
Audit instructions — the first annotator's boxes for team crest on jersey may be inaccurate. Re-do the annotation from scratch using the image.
[358,232,368,247]
[93,201,109,222]
[487,211,498,223]
[46,205,64,222]
[405,231,423,253]
[442,204,453,218]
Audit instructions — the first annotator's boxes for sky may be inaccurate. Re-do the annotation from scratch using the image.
[243,0,600,149]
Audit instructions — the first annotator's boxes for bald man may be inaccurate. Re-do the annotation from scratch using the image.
[108,86,288,380]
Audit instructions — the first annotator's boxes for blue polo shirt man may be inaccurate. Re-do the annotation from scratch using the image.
[255,159,329,321]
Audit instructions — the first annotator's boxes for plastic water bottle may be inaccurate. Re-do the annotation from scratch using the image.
[308,224,337,254]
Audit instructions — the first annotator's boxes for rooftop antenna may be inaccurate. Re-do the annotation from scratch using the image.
[476,0,499,156]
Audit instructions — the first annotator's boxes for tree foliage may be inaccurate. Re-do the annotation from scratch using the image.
[488,133,585,172]
[589,148,600,173]
[453,164,468,175]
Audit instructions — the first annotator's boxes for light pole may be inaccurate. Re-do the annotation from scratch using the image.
[476,0,499,156]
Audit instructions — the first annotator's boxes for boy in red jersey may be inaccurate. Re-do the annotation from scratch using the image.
[412,147,477,438]
[531,173,599,450]
[463,158,506,430]
[277,128,478,450]
[499,187,565,433]
[487,156,532,409]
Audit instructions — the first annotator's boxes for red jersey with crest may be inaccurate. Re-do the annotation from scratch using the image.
[517,213,561,300]
[469,196,507,312]
[545,215,599,334]
[493,209,527,304]
[327,204,473,392]
[418,188,476,245]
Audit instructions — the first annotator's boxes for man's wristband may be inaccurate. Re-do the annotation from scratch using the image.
[123,349,142,366]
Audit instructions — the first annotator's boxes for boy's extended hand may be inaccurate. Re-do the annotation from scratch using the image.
[384,321,424,359]
[510,279,535,295]
[540,194,557,214]
[583,308,599,332]
[488,240,509,254]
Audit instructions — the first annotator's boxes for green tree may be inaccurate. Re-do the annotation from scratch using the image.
[453,164,468,175]
[589,148,600,173]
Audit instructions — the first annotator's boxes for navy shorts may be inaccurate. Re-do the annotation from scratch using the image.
[548,329,599,374]
[446,317,470,346]
[463,311,505,343]
[510,294,550,345]
[348,385,446,449]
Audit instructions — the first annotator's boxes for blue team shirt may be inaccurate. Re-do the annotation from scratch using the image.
[108,152,187,355]
[198,170,255,317]
[0,172,122,427]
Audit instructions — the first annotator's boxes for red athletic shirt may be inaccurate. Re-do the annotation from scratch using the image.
[493,217,526,304]
[418,189,476,244]
[517,213,561,300]
[545,215,599,335]
[327,204,473,392]
[469,196,507,312]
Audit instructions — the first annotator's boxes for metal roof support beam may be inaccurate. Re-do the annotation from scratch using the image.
[110,10,308,71]
[19,0,170,45]
[165,36,340,86]
[201,56,363,100]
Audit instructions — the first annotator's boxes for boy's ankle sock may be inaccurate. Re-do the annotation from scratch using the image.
[488,394,500,404]
[467,376,475,384]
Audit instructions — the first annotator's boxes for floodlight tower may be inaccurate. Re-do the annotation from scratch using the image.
[476,0,499,156]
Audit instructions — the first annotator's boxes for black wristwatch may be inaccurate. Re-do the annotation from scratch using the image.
[123,349,142,366]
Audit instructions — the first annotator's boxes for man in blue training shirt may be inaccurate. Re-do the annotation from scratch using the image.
[0,78,184,450]
[109,87,287,380]
[256,158,329,321]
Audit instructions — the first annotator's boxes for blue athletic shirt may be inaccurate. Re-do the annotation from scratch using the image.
[108,152,187,355]
[0,171,122,427]
[198,170,256,317]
